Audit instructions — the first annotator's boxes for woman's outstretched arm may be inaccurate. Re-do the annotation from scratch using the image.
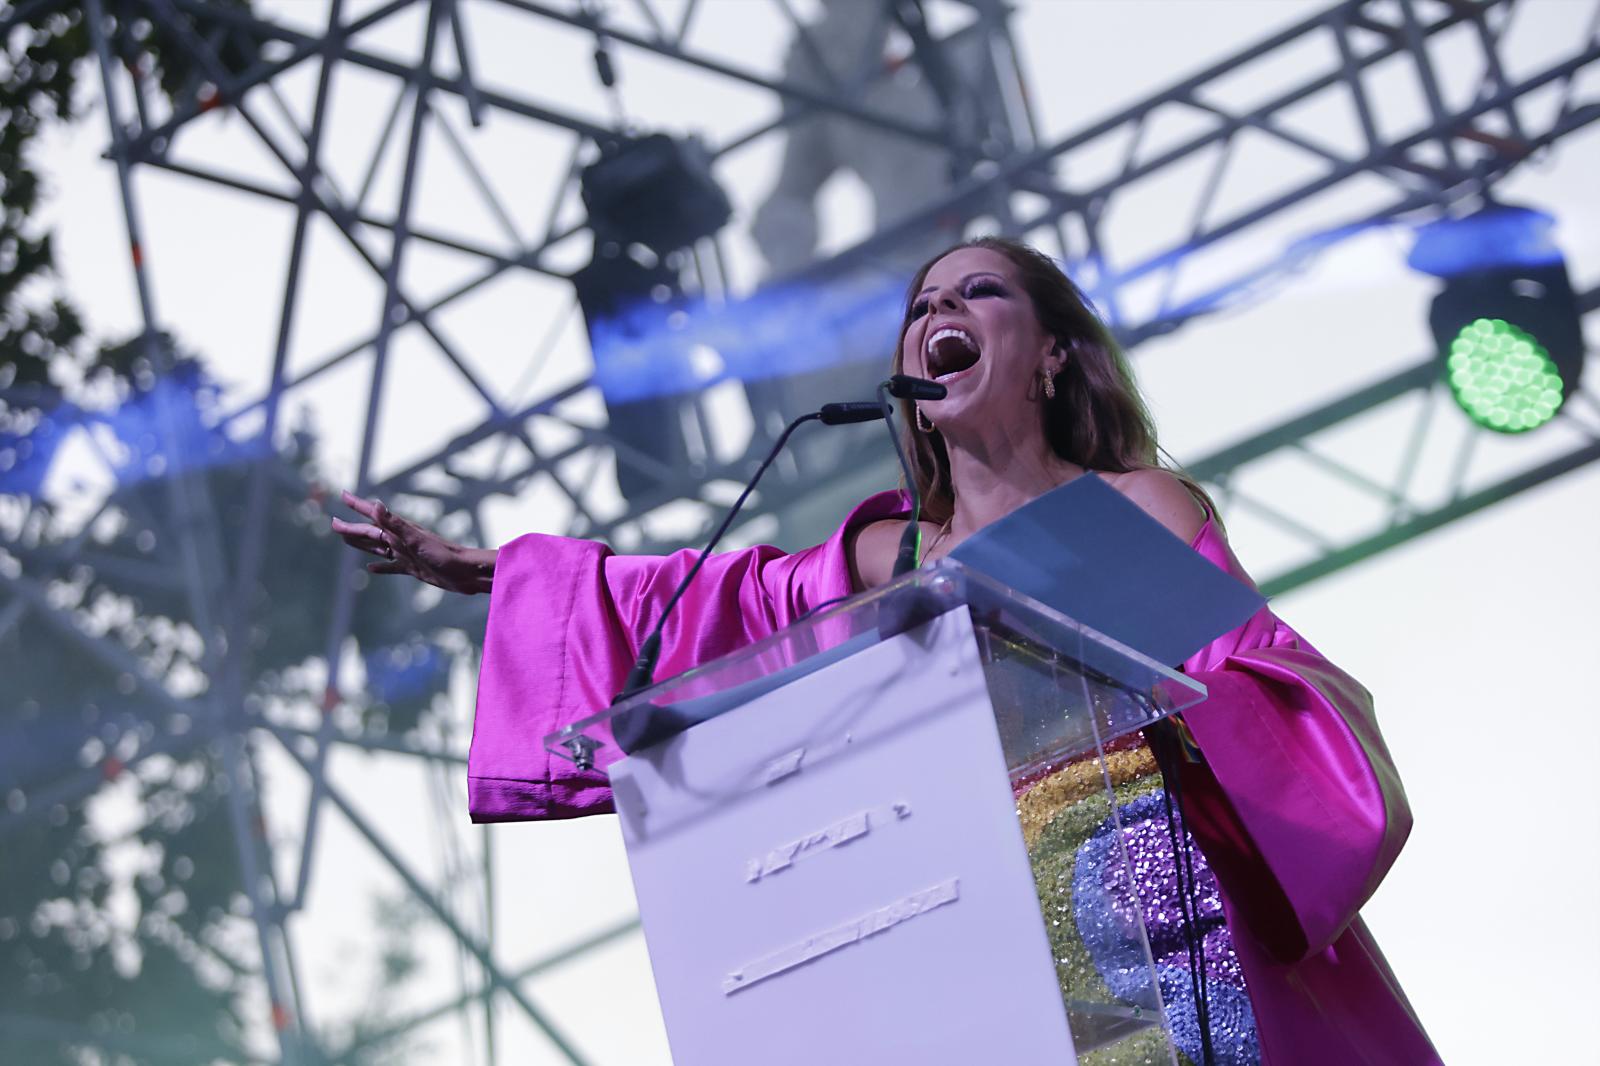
[471,492,908,822]
[332,490,496,595]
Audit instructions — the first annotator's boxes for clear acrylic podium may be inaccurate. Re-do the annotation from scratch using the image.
[546,559,1206,1065]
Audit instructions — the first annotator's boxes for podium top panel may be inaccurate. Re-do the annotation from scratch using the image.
[546,558,1206,772]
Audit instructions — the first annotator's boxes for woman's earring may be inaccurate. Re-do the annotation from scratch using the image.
[1042,367,1057,401]
[916,405,935,433]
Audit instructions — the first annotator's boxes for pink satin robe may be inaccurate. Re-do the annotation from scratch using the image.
[468,491,1441,1065]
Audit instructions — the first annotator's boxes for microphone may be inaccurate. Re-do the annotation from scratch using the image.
[613,397,884,703]
[886,373,947,402]
[877,375,945,577]
[819,401,887,425]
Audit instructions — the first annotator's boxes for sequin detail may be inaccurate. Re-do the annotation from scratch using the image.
[1074,791,1261,1066]
[1017,745,1160,849]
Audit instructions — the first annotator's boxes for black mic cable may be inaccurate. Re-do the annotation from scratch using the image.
[877,374,947,577]
[613,400,889,703]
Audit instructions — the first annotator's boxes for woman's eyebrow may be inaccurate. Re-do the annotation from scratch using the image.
[917,271,1005,297]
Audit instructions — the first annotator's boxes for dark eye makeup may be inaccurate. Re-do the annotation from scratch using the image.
[908,276,1006,319]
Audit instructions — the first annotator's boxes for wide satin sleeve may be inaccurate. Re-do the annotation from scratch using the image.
[1174,522,1412,963]
[465,492,906,822]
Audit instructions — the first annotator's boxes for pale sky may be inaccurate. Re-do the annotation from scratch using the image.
[28,1,1600,1062]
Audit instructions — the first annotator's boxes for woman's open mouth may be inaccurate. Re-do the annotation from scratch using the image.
[925,327,981,381]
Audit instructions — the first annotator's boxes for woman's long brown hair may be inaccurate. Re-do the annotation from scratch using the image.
[890,236,1215,526]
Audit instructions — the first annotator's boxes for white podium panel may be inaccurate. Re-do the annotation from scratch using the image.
[610,609,1079,1065]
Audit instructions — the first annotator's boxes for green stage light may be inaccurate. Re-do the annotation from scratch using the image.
[1445,318,1565,432]
[1411,206,1584,436]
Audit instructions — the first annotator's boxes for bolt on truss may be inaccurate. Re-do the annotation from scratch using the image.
[3,0,1599,1062]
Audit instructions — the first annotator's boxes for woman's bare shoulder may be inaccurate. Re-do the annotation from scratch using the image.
[1100,468,1208,543]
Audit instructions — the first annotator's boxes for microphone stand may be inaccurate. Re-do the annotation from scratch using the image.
[613,401,887,704]
[878,374,947,577]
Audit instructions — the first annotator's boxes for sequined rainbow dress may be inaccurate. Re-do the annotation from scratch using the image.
[467,491,1442,1066]
[1019,728,1259,1065]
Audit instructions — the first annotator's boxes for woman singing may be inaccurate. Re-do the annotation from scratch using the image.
[334,237,1439,1066]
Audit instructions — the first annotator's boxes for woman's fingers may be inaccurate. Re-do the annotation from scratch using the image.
[335,491,452,587]
[336,493,411,556]
[331,519,393,557]
[340,489,381,520]
[373,507,431,555]
[331,518,384,540]
[340,490,402,537]
[347,537,391,558]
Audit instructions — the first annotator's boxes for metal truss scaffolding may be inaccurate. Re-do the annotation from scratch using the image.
[3,0,1599,1062]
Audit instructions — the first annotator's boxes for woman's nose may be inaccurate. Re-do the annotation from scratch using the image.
[933,288,964,311]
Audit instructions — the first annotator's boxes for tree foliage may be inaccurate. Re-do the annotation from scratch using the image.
[2,5,459,1062]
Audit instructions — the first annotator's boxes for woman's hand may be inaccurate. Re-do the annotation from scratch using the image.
[331,490,496,595]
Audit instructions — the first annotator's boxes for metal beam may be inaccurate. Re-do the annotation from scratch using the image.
[264,0,1600,565]
[1190,285,1600,595]
[1261,437,1600,596]
[330,915,642,1061]
[10,2,1598,1060]
[271,735,595,1066]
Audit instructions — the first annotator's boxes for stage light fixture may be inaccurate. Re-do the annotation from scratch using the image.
[580,134,732,255]
[1410,205,1584,434]
[573,134,734,505]
[573,242,701,505]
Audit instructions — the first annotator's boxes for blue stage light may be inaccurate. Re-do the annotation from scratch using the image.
[584,270,904,406]
[0,363,268,500]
